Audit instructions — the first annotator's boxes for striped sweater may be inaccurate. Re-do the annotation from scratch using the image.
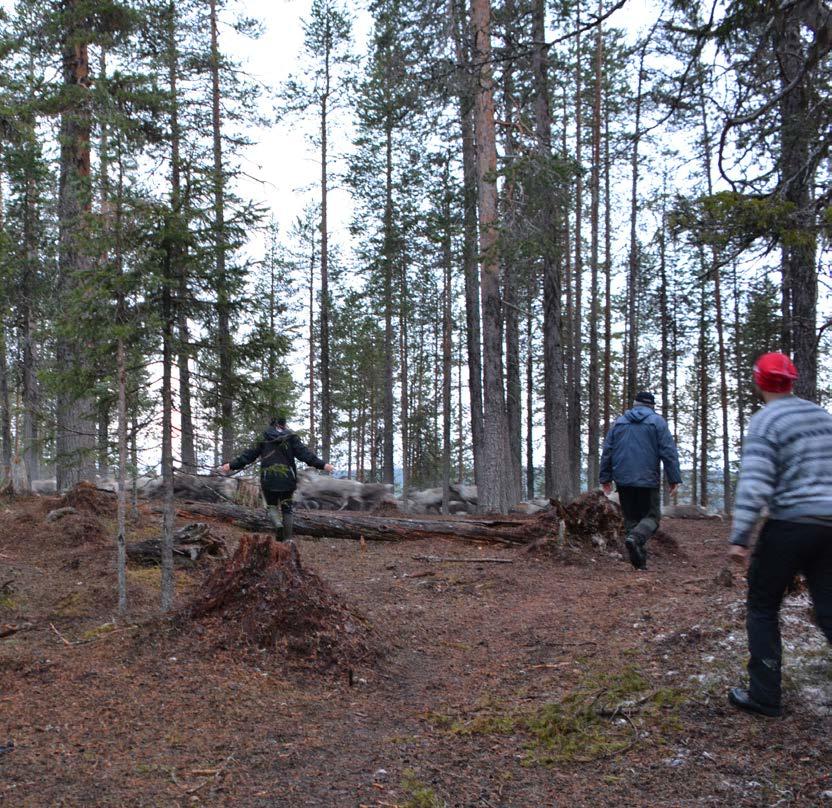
[731,395,832,546]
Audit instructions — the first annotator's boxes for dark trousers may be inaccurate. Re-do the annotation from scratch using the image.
[745,519,832,707]
[617,486,661,543]
[263,489,294,511]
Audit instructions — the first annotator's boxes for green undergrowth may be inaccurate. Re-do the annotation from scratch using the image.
[399,769,445,808]
[438,666,688,765]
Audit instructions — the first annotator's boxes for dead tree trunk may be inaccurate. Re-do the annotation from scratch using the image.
[169,500,560,546]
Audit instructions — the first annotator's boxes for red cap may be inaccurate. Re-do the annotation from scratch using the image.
[753,352,798,393]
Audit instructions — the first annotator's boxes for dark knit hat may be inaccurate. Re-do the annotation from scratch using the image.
[271,412,288,427]
[635,391,655,407]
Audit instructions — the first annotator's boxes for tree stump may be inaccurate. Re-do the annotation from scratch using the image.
[551,490,624,546]
[188,535,374,671]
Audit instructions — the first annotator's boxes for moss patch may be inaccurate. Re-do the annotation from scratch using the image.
[446,667,688,765]
[400,769,444,808]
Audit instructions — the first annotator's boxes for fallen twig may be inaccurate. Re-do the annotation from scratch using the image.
[185,754,236,795]
[49,622,83,646]
[411,555,513,564]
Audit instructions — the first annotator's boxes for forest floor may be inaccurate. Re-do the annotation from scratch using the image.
[0,492,830,807]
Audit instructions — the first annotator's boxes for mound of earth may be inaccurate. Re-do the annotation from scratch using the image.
[188,534,375,672]
[58,482,114,517]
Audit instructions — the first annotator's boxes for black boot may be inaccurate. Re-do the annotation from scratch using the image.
[282,510,293,543]
[728,687,782,717]
[625,535,646,569]
[267,506,284,542]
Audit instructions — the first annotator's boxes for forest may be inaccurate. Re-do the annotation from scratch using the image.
[0,0,828,511]
[0,1,831,803]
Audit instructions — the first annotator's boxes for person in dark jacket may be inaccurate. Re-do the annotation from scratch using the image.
[600,391,682,569]
[220,415,333,542]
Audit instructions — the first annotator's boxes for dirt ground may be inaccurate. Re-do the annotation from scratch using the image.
[0,493,830,807]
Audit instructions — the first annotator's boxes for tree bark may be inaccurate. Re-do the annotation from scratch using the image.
[698,76,732,511]
[452,0,484,490]
[534,0,571,502]
[625,43,647,407]
[382,121,395,487]
[569,0,584,495]
[471,0,513,513]
[170,500,559,546]
[56,3,96,490]
[320,26,332,459]
[441,157,453,515]
[602,90,612,437]
[0,323,11,485]
[586,5,602,489]
[776,10,818,402]
[209,0,234,460]
[167,2,196,475]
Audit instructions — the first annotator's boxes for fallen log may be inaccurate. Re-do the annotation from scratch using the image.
[163,500,561,546]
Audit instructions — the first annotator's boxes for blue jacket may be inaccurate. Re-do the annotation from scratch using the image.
[599,406,682,488]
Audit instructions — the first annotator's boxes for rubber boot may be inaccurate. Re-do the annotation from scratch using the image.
[267,506,284,542]
[282,510,294,543]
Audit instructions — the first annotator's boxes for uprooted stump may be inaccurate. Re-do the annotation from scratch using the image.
[188,534,374,671]
[58,481,115,517]
[127,523,227,566]
[551,490,624,548]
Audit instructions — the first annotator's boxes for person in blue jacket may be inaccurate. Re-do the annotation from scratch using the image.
[600,391,682,569]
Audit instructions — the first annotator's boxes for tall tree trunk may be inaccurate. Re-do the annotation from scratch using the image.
[320,33,332,459]
[382,121,395,487]
[569,0,584,494]
[525,269,535,500]
[114,153,128,615]
[161,259,176,612]
[307,225,317,451]
[625,43,647,407]
[586,4,602,489]
[56,5,96,490]
[534,0,571,501]
[698,76,732,511]
[21,138,39,489]
[602,91,612,435]
[399,259,410,507]
[452,0,484,489]
[167,2,196,475]
[731,261,746,446]
[777,11,818,402]
[0,323,11,485]
[697,264,709,508]
[502,0,522,504]
[209,0,234,460]
[471,0,513,512]
[441,158,453,514]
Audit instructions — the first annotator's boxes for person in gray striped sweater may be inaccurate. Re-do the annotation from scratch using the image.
[728,352,832,717]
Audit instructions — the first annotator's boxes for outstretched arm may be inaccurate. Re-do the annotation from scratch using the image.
[291,435,333,472]
[222,443,263,474]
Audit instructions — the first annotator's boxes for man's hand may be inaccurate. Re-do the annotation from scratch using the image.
[323,463,334,474]
[669,483,679,496]
[728,544,750,569]
[601,482,612,495]
[218,463,231,475]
